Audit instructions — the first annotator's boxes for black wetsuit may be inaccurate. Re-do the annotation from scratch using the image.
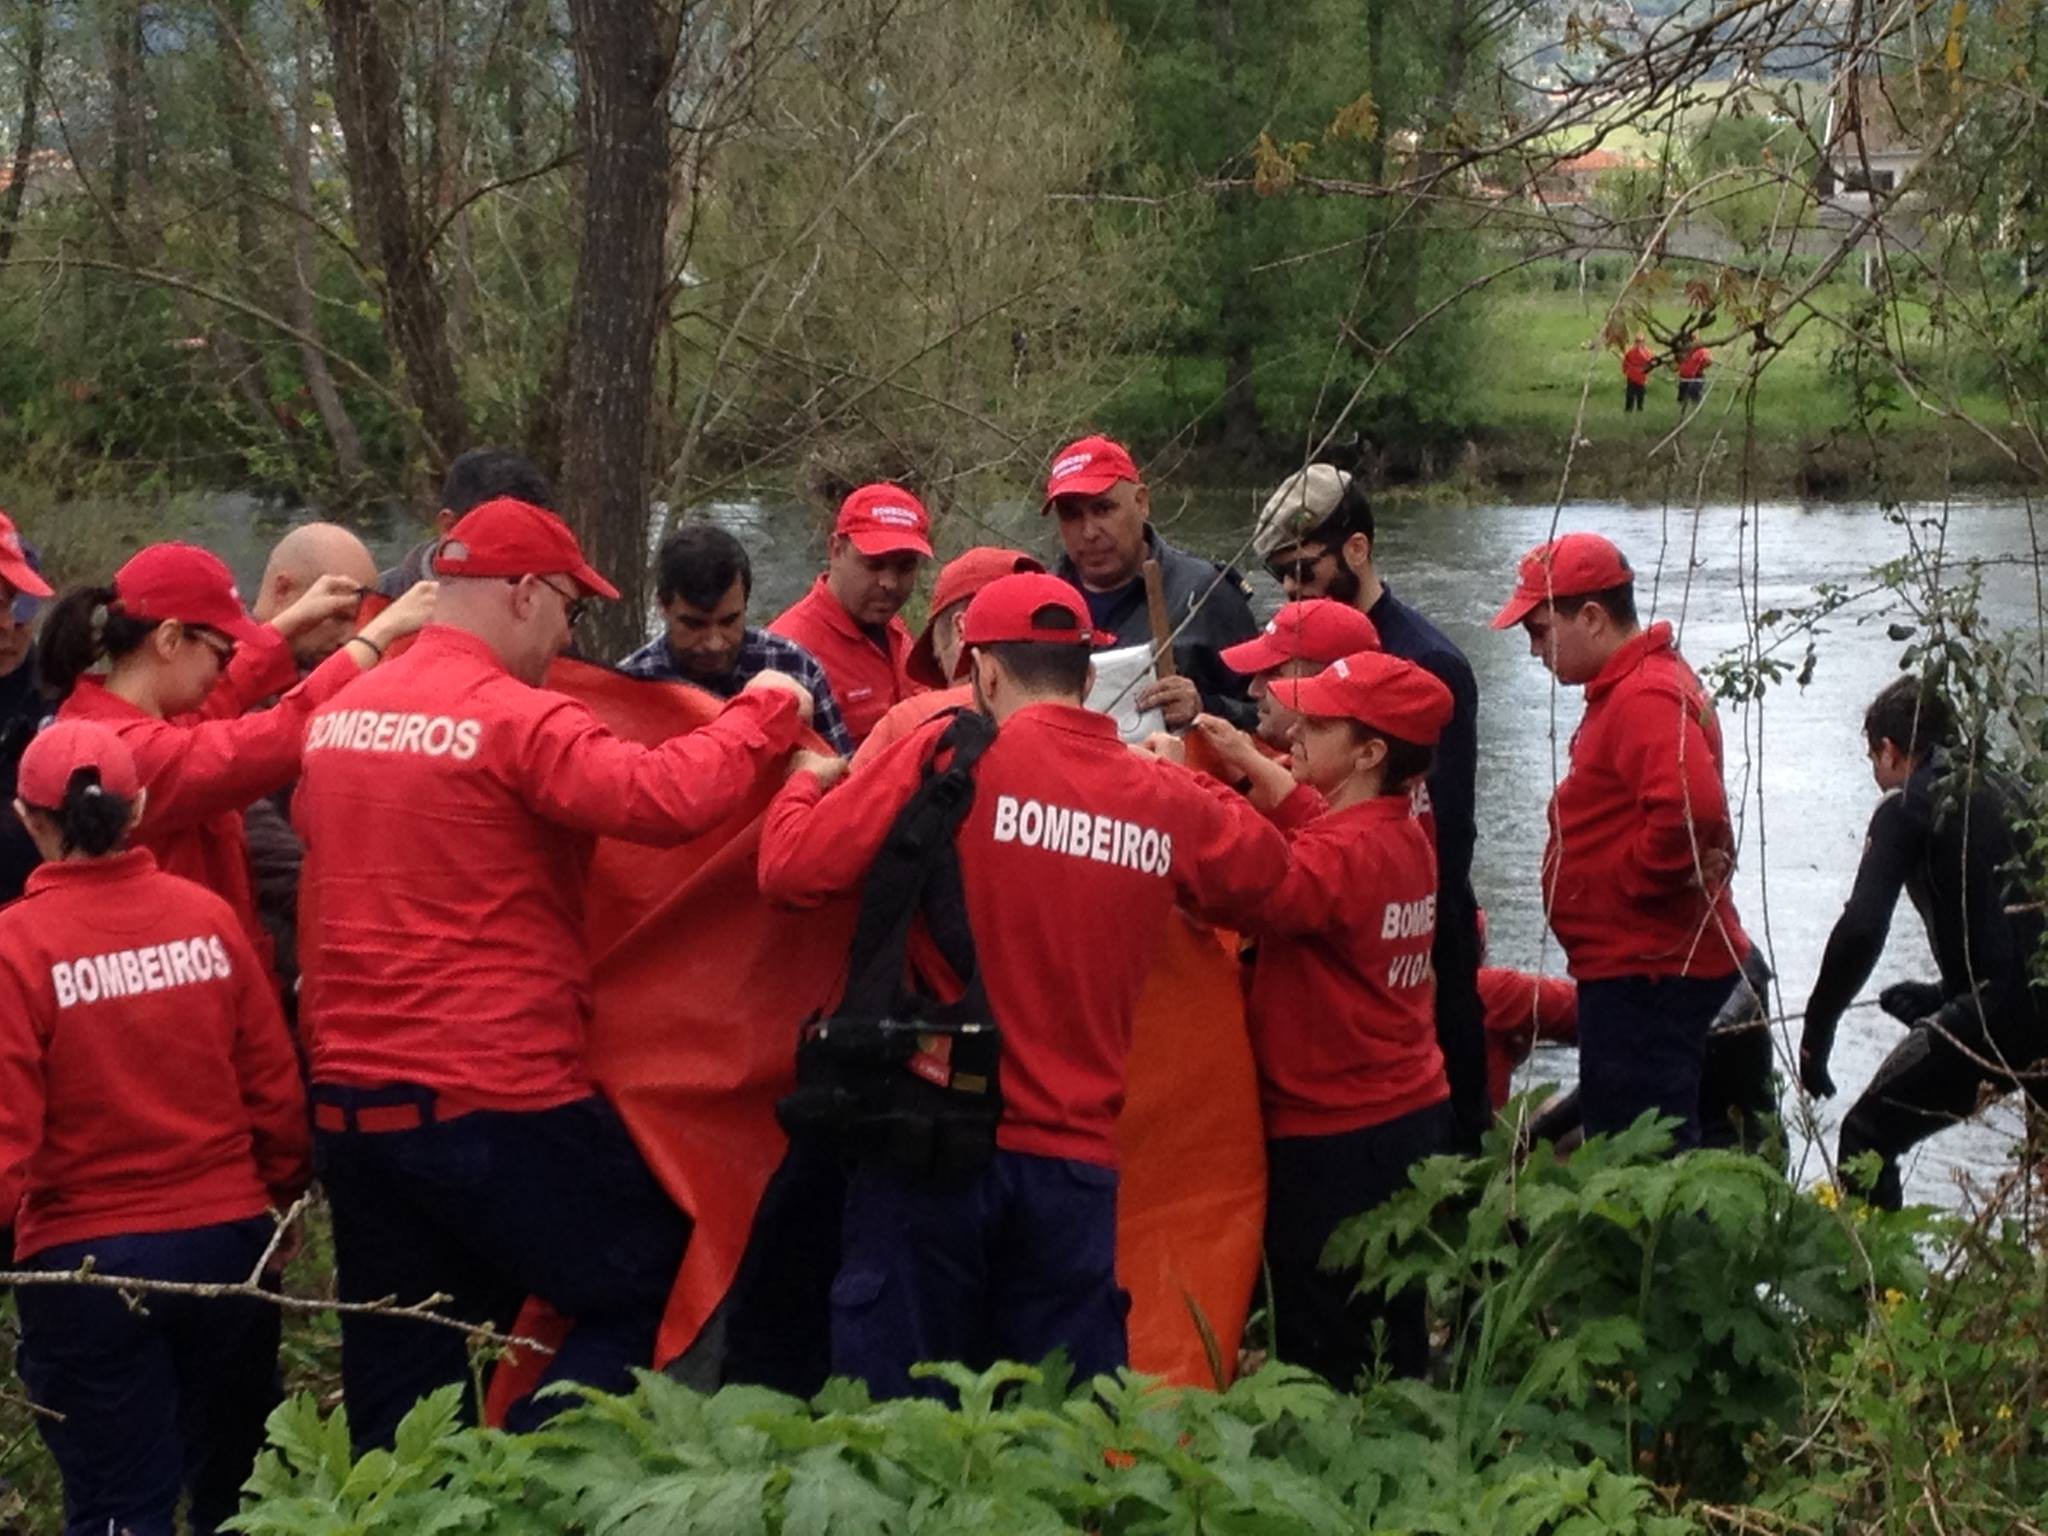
[1801,754,2047,1208]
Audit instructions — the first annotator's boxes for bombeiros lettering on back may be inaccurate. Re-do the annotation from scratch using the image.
[50,935,235,1010]
[307,709,483,761]
[989,794,1173,877]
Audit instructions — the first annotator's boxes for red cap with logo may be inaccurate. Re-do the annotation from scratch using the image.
[112,543,269,648]
[1268,650,1455,745]
[907,546,1047,687]
[18,719,141,808]
[1220,599,1380,677]
[0,511,50,601]
[435,497,621,599]
[1041,435,1142,511]
[1490,532,1633,630]
[835,484,934,559]
[959,572,1109,651]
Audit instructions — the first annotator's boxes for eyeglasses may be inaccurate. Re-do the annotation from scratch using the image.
[1266,549,1335,586]
[531,575,591,629]
[186,626,237,664]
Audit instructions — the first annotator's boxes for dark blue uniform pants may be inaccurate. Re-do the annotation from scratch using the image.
[1577,972,1740,1151]
[314,1089,690,1450]
[1264,1100,1452,1387]
[15,1216,280,1536]
[721,1137,845,1397]
[831,1150,1127,1399]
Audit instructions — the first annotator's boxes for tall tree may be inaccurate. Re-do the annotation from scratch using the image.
[560,0,678,656]
[324,0,471,465]
[0,0,46,266]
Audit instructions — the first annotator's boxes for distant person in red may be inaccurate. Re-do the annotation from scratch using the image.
[40,545,433,980]
[1233,651,1456,1385]
[1621,332,1656,414]
[1491,533,1750,1149]
[769,484,933,744]
[1676,335,1711,408]
[0,721,308,1536]
[851,546,1045,770]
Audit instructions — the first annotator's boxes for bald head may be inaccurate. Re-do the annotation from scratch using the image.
[256,522,380,662]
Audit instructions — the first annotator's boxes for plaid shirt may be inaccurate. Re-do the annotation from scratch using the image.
[616,628,855,755]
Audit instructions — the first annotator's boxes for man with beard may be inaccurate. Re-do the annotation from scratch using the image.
[1251,466,1488,1148]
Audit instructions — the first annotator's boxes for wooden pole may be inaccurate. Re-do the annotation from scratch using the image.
[1142,559,1178,679]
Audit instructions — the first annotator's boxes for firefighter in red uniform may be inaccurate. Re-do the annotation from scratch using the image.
[1621,332,1656,413]
[0,721,308,1536]
[293,498,815,1449]
[768,483,933,744]
[853,546,1046,767]
[1210,651,1454,1383]
[1219,599,1381,755]
[1491,533,1750,1148]
[1675,334,1711,407]
[757,572,1288,1397]
[39,544,432,977]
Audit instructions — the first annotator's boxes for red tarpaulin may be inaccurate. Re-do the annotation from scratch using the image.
[466,660,1265,1410]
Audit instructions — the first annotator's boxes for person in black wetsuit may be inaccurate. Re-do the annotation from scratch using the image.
[1799,676,2047,1209]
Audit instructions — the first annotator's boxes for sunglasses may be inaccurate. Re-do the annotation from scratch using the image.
[186,626,237,664]
[1266,549,1335,586]
[532,575,591,628]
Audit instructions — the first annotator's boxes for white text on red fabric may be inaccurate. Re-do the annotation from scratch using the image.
[306,710,483,761]
[989,794,1172,876]
[51,936,234,1009]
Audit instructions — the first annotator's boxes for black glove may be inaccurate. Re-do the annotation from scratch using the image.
[1878,980,1946,1025]
[1798,1033,1838,1099]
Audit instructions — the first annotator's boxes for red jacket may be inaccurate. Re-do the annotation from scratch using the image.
[295,626,804,1109]
[1479,966,1579,1107]
[852,684,970,771]
[768,576,919,745]
[1622,345,1655,387]
[1677,348,1711,380]
[0,849,308,1258]
[757,702,1288,1166]
[1245,788,1449,1138]
[56,631,361,975]
[1542,623,1749,981]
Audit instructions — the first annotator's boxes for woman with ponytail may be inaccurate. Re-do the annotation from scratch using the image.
[0,720,308,1536]
[44,543,432,977]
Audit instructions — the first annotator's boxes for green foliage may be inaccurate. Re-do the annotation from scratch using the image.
[1327,1109,1928,1496]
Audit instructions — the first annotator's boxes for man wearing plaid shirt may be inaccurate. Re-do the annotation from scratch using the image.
[619,523,855,756]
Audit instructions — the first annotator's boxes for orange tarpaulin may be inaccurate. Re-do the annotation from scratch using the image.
[482,660,1265,1410]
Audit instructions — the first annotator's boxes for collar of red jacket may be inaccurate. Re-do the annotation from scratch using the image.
[409,622,510,672]
[802,574,907,647]
[56,675,149,724]
[1584,620,1674,702]
[1316,792,1422,828]
[1006,699,1121,741]
[24,845,158,896]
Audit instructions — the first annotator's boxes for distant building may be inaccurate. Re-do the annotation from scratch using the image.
[1533,147,1650,208]
[1818,70,1919,211]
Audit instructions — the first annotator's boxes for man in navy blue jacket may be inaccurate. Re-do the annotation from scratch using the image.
[1252,466,1488,1149]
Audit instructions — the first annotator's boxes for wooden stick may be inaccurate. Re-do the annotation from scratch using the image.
[1142,559,1178,679]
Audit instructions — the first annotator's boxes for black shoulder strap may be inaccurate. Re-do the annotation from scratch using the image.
[834,708,996,1019]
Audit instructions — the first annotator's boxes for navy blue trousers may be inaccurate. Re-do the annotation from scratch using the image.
[15,1216,280,1536]
[1264,1100,1453,1387]
[314,1090,689,1450]
[831,1150,1128,1400]
[1577,972,1740,1151]
[721,1137,845,1397]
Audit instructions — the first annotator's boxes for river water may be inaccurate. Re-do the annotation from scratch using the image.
[215,490,2046,1209]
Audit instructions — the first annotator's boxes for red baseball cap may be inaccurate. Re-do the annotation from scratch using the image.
[1268,651,1455,745]
[435,497,620,599]
[0,511,50,601]
[1490,532,1634,630]
[1220,599,1380,677]
[835,484,934,559]
[1041,435,1142,510]
[907,547,1047,687]
[959,572,1108,651]
[112,543,269,648]
[18,719,141,808]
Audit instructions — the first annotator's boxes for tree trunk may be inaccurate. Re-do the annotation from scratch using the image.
[0,0,47,266]
[561,0,676,658]
[288,3,366,484]
[107,0,142,228]
[324,0,471,467]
